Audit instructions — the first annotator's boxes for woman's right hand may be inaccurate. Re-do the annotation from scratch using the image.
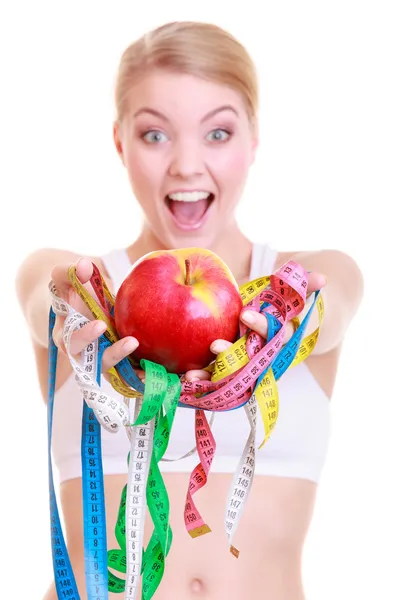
[50,257,140,376]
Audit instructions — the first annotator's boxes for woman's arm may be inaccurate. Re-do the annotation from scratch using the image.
[287,249,364,355]
[15,247,81,347]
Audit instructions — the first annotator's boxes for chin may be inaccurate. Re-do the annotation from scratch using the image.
[160,228,220,251]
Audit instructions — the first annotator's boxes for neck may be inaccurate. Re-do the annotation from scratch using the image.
[126,221,254,284]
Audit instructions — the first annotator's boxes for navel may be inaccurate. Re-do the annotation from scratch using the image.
[189,577,205,594]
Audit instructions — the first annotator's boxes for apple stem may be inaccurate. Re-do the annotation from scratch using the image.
[184,259,191,285]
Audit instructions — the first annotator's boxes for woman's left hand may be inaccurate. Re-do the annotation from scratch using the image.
[184,270,327,383]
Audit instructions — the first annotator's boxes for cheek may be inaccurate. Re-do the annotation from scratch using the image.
[211,144,252,185]
[125,147,163,191]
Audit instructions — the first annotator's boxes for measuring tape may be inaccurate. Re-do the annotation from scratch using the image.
[47,308,80,600]
[47,257,323,599]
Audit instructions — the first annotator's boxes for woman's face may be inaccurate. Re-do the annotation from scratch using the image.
[114,69,258,249]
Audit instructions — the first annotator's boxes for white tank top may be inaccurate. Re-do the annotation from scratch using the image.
[51,243,331,484]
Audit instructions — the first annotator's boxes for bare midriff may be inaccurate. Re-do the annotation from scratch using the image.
[41,472,316,600]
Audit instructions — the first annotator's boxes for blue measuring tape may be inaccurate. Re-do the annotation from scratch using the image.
[47,308,81,599]
[81,336,108,599]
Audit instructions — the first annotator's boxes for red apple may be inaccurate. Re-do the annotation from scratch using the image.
[113,248,243,374]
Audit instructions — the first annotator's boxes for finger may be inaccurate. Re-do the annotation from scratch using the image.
[135,369,146,382]
[184,369,212,382]
[51,257,94,300]
[210,339,233,354]
[282,320,295,344]
[101,337,139,372]
[75,257,95,283]
[240,310,268,339]
[306,271,327,297]
[67,320,107,356]
[52,322,67,353]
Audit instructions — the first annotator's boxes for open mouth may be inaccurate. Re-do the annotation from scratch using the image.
[165,191,215,229]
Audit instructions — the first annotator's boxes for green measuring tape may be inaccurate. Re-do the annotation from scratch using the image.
[108,362,181,597]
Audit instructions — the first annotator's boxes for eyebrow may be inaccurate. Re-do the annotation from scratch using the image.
[133,104,239,122]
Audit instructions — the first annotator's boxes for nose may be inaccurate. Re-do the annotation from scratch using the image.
[168,138,205,179]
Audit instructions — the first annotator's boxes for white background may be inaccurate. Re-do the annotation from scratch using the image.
[1,1,399,598]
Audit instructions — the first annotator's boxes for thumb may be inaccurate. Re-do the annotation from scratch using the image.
[75,257,94,284]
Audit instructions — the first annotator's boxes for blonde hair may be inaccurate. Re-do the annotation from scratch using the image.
[114,21,259,127]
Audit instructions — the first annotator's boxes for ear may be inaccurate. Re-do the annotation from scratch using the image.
[250,135,259,165]
[113,121,125,166]
[249,116,259,165]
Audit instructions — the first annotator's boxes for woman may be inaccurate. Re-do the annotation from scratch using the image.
[15,20,363,600]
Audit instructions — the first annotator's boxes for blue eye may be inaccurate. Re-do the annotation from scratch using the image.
[142,130,168,143]
[206,129,231,142]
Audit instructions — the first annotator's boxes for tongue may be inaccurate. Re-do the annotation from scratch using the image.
[169,199,209,225]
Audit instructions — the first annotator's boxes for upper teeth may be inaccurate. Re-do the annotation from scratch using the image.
[168,191,211,202]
